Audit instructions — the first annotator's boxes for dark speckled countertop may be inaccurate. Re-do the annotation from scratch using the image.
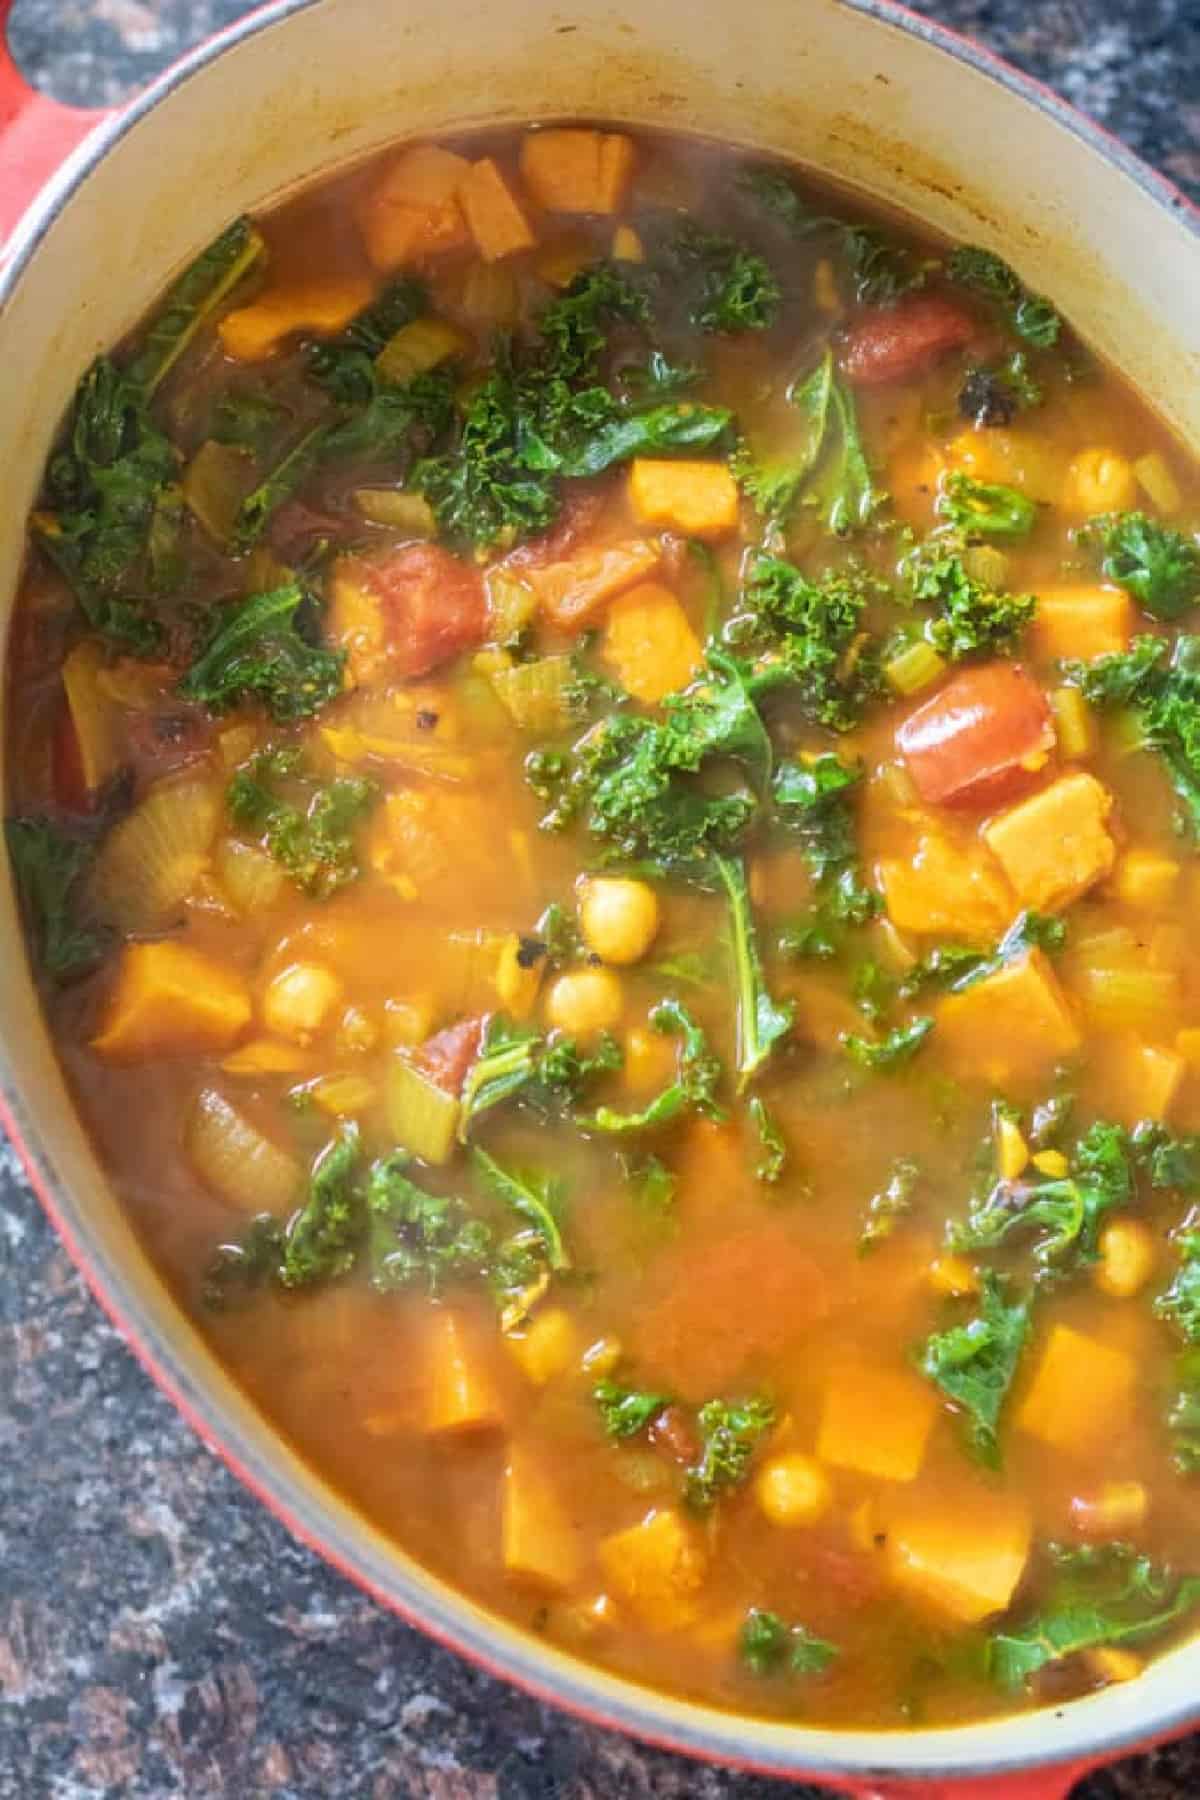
[2,4,1200,1795]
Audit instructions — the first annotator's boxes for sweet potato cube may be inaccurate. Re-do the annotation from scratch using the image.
[527,538,662,626]
[598,1508,707,1630]
[984,773,1117,914]
[815,1360,938,1483]
[601,582,702,703]
[356,145,472,270]
[1031,586,1135,663]
[92,941,251,1061]
[505,1306,578,1386]
[1111,850,1180,911]
[422,1308,504,1437]
[628,459,740,540]
[936,950,1082,1087]
[1016,1323,1134,1453]
[458,157,536,262]
[1116,1042,1186,1125]
[218,274,376,363]
[502,1449,582,1592]
[519,128,636,214]
[885,1492,1033,1624]
[878,830,1016,945]
[329,561,386,688]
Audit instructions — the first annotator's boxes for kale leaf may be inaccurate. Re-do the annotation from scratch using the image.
[749,1095,788,1183]
[739,1607,838,1678]
[774,752,879,957]
[741,166,925,306]
[279,1126,363,1288]
[594,1380,671,1438]
[950,1119,1132,1280]
[1155,1229,1200,1344]
[125,215,266,397]
[6,816,105,982]
[178,582,345,721]
[668,221,781,333]
[714,852,796,1089]
[226,749,377,898]
[684,1394,775,1509]
[366,1152,492,1292]
[457,1013,621,1137]
[937,473,1037,540]
[582,998,725,1132]
[1080,511,1200,622]
[957,354,1043,427]
[907,538,1036,661]
[736,554,883,730]
[470,1148,570,1274]
[1068,635,1200,838]
[918,1271,1031,1467]
[947,246,1061,348]
[305,277,427,404]
[989,1543,1200,1690]
[842,1015,934,1071]
[858,1157,921,1253]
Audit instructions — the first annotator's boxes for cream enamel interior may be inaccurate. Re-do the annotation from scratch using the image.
[1,0,1199,1782]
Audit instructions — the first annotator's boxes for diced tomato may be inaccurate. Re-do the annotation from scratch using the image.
[362,544,487,679]
[896,664,1056,809]
[509,482,608,570]
[414,1016,485,1094]
[840,292,977,387]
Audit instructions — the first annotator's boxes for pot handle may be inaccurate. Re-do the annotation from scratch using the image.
[0,0,112,247]
[845,1764,1095,1800]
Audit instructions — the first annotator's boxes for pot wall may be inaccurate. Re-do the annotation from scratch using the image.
[0,0,1198,1784]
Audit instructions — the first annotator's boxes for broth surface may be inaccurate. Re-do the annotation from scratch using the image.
[8,123,1200,1729]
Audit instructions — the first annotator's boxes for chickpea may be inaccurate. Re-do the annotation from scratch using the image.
[1065,446,1137,516]
[928,1254,980,1299]
[262,961,344,1042]
[577,877,660,966]
[1094,1219,1156,1298]
[755,1452,833,1529]
[545,966,625,1037]
[1070,1479,1149,1537]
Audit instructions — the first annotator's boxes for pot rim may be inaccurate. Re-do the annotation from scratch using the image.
[1,0,1198,1785]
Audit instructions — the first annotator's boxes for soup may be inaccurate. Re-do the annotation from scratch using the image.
[8,123,1200,1730]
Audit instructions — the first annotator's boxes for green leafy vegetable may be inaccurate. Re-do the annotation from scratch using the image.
[306,277,427,404]
[279,1126,363,1288]
[685,1394,775,1509]
[594,1380,671,1438]
[957,354,1043,426]
[1167,1348,1200,1473]
[178,582,344,721]
[739,1607,838,1678]
[734,351,834,534]
[1080,511,1200,622]
[737,554,883,730]
[774,753,879,958]
[741,167,924,306]
[1155,1230,1200,1344]
[202,1213,285,1309]
[908,538,1036,661]
[366,1152,492,1292]
[458,1014,621,1137]
[937,473,1037,540]
[842,1015,934,1071]
[471,1147,570,1274]
[5,817,104,982]
[227,749,377,897]
[989,1543,1200,1690]
[859,1158,920,1253]
[125,216,266,396]
[714,852,795,1089]
[749,1096,787,1183]
[582,998,725,1132]
[951,1119,1132,1280]
[947,246,1060,349]
[1068,635,1200,838]
[667,221,781,333]
[900,910,1066,1000]
[919,1272,1031,1467]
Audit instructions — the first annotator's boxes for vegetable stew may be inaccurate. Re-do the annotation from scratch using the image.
[8,122,1200,1728]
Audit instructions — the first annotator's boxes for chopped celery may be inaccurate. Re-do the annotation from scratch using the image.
[1050,687,1096,760]
[884,637,946,698]
[375,317,468,387]
[488,656,574,732]
[353,488,437,534]
[1076,963,1180,1035]
[487,569,538,643]
[1134,451,1182,515]
[183,440,252,542]
[386,1054,461,1164]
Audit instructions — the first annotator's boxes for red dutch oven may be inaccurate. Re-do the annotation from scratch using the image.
[1,1,1198,1792]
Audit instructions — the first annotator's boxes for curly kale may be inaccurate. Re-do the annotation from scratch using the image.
[947,246,1061,348]
[773,753,879,957]
[6,816,105,982]
[279,1126,363,1289]
[841,1016,934,1071]
[937,473,1037,540]
[457,1013,622,1138]
[684,1395,776,1509]
[581,998,726,1132]
[668,221,781,333]
[736,554,883,730]
[907,538,1036,661]
[366,1153,492,1293]
[918,1272,1031,1467]
[957,353,1043,426]
[178,582,345,721]
[714,852,795,1089]
[740,166,925,306]
[594,1380,672,1439]
[305,277,428,404]
[1067,635,1200,838]
[739,1608,837,1678]
[950,1119,1133,1280]
[1080,511,1200,622]
[226,749,377,898]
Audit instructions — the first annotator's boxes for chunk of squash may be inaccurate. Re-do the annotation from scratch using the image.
[527,537,662,626]
[601,582,702,703]
[458,157,536,261]
[878,829,1015,945]
[1030,585,1135,663]
[1113,1042,1186,1126]
[983,773,1117,915]
[422,1307,505,1437]
[598,1508,707,1630]
[935,949,1081,1087]
[93,942,251,1061]
[519,128,636,215]
[218,273,376,363]
[815,1359,938,1483]
[355,144,472,270]
[885,1492,1033,1624]
[501,1448,582,1592]
[628,459,740,540]
[1016,1323,1134,1454]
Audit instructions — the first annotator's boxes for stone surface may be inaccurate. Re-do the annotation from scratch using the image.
[1,2,1199,1794]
